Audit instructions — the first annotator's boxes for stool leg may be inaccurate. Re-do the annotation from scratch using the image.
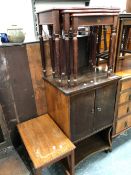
[68,151,75,175]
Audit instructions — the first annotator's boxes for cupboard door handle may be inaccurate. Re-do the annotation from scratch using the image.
[127,107,130,113]
[124,121,128,128]
[97,107,102,112]
[129,95,131,101]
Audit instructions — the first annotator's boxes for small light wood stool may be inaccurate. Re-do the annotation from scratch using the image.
[17,114,76,175]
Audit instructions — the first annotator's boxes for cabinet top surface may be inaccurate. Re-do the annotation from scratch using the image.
[44,69,120,95]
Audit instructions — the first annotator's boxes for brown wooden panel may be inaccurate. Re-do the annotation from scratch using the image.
[0,47,18,129]
[121,79,131,91]
[119,91,131,104]
[0,48,10,89]
[44,41,52,76]
[118,103,129,118]
[74,16,114,27]
[123,20,131,25]
[38,11,53,25]
[5,45,37,122]
[94,81,117,131]
[45,80,70,138]
[118,101,131,119]
[70,91,95,142]
[116,114,131,134]
[26,43,47,115]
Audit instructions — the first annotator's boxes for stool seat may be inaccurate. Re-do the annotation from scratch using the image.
[17,114,75,174]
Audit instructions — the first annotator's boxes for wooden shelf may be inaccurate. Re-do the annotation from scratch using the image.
[75,127,111,165]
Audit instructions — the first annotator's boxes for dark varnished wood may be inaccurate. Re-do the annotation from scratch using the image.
[70,91,95,141]
[44,71,120,143]
[5,46,37,122]
[0,43,46,144]
[39,25,46,76]
[37,8,119,82]
[75,127,112,165]
[48,25,55,76]
[94,82,117,131]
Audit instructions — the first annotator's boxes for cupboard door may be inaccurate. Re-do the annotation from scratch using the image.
[94,82,117,131]
[70,91,95,142]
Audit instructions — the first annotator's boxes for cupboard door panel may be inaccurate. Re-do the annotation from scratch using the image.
[94,82,117,131]
[71,91,95,142]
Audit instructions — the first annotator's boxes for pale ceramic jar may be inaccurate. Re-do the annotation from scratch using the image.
[7,25,25,43]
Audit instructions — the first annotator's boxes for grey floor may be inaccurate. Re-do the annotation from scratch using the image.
[42,129,131,175]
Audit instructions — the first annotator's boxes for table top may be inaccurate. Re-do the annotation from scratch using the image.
[71,12,119,17]
[37,7,120,14]
[43,69,120,96]
[17,114,75,169]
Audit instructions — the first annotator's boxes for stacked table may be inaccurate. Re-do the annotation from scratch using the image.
[37,7,120,85]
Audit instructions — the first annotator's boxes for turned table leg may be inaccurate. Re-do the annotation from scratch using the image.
[103,25,107,51]
[52,10,61,80]
[96,25,102,66]
[48,25,55,78]
[108,16,118,72]
[73,32,78,83]
[63,13,71,84]
[39,25,46,77]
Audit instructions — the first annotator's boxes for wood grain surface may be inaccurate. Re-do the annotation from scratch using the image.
[17,114,75,169]
[119,91,131,104]
[121,79,131,91]
[45,80,70,138]
[117,103,131,118]
[26,43,47,115]
[116,114,131,134]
